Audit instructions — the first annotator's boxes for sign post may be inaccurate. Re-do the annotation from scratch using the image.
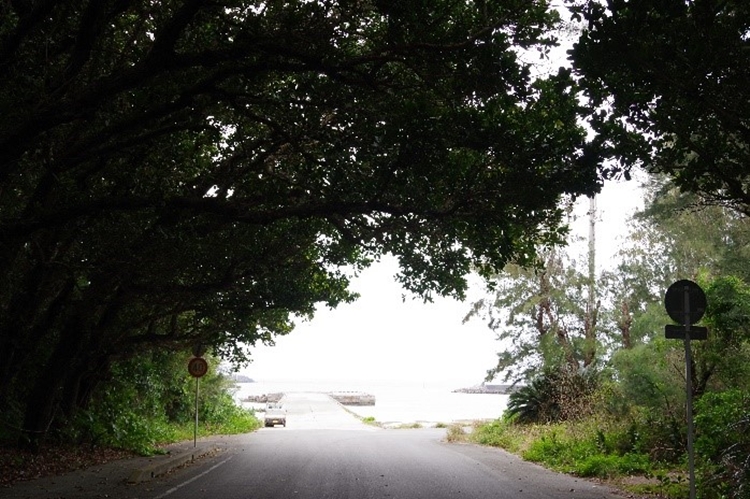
[664,279,708,499]
[188,356,208,448]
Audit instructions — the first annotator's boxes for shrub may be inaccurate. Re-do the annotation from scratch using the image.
[445,424,466,442]
[79,385,176,455]
[471,418,523,451]
[506,376,560,424]
[695,389,750,498]
[576,453,651,478]
[610,342,685,415]
[506,367,599,424]
[520,425,653,478]
[74,350,260,453]
[522,430,572,467]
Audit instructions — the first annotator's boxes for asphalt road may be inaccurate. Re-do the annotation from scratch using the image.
[3,393,631,499]
[132,392,625,499]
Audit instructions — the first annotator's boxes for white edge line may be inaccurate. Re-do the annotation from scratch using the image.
[153,455,234,499]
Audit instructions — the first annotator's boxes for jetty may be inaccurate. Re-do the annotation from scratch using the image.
[245,392,284,403]
[452,384,517,394]
[328,391,376,406]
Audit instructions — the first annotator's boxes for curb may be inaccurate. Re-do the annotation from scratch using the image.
[127,444,216,483]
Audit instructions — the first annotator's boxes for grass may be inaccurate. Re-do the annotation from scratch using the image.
[467,418,689,499]
[353,414,450,430]
[392,422,423,429]
[166,409,262,444]
[445,424,467,442]
[623,472,689,498]
[470,418,531,453]
[361,416,379,426]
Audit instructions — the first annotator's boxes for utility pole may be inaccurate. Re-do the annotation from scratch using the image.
[587,196,596,312]
[583,195,598,367]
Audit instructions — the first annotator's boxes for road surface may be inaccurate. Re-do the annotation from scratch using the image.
[134,392,625,499]
[4,393,631,499]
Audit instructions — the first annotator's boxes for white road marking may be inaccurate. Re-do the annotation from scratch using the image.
[153,455,234,499]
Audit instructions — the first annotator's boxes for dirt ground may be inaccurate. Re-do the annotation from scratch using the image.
[0,445,137,486]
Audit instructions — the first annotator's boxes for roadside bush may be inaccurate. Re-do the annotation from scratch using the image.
[521,424,652,478]
[506,376,559,424]
[695,389,750,499]
[78,383,176,455]
[610,342,684,416]
[445,424,466,442]
[200,390,261,435]
[576,453,651,478]
[628,410,685,464]
[471,418,527,452]
[471,417,655,480]
[607,341,694,465]
[522,429,573,467]
[72,350,259,453]
[506,367,599,424]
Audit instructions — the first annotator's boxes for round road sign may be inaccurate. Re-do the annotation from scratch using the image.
[188,357,209,378]
[664,279,707,325]
[192,342,207,358]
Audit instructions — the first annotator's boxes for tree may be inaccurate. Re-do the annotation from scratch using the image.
[597,177,750,487]
[467,244,605,384]
[698,275,750,393]
[0,1,598,448]
[568,0,750,213]
[601,175,750,353]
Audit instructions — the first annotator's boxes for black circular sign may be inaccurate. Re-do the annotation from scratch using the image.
[664,279,707,325]
[192,343,207,358]
[188,357,209,378]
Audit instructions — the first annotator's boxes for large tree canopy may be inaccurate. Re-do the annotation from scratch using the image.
[569,0,750,212]
[0,0,596,445]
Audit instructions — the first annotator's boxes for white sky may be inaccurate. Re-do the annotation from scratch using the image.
[241,178,644,386]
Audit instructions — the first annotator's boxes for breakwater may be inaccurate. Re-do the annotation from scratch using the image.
[328,391,376,406]
[245,392,284,403]
[451,384,517,394]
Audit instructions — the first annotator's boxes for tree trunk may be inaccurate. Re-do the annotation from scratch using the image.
[19,317,85,451]
[619,300,633,349]
[0,278,74,412]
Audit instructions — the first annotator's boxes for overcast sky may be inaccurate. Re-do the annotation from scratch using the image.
[240,178,644,387]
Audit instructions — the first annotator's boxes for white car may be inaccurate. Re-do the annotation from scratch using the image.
[264,403,286,427]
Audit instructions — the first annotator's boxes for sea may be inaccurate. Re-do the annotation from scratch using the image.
[232,379,508,425]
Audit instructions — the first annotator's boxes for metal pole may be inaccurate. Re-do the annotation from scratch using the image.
[194,377,199,448]
[683,286,697,499]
